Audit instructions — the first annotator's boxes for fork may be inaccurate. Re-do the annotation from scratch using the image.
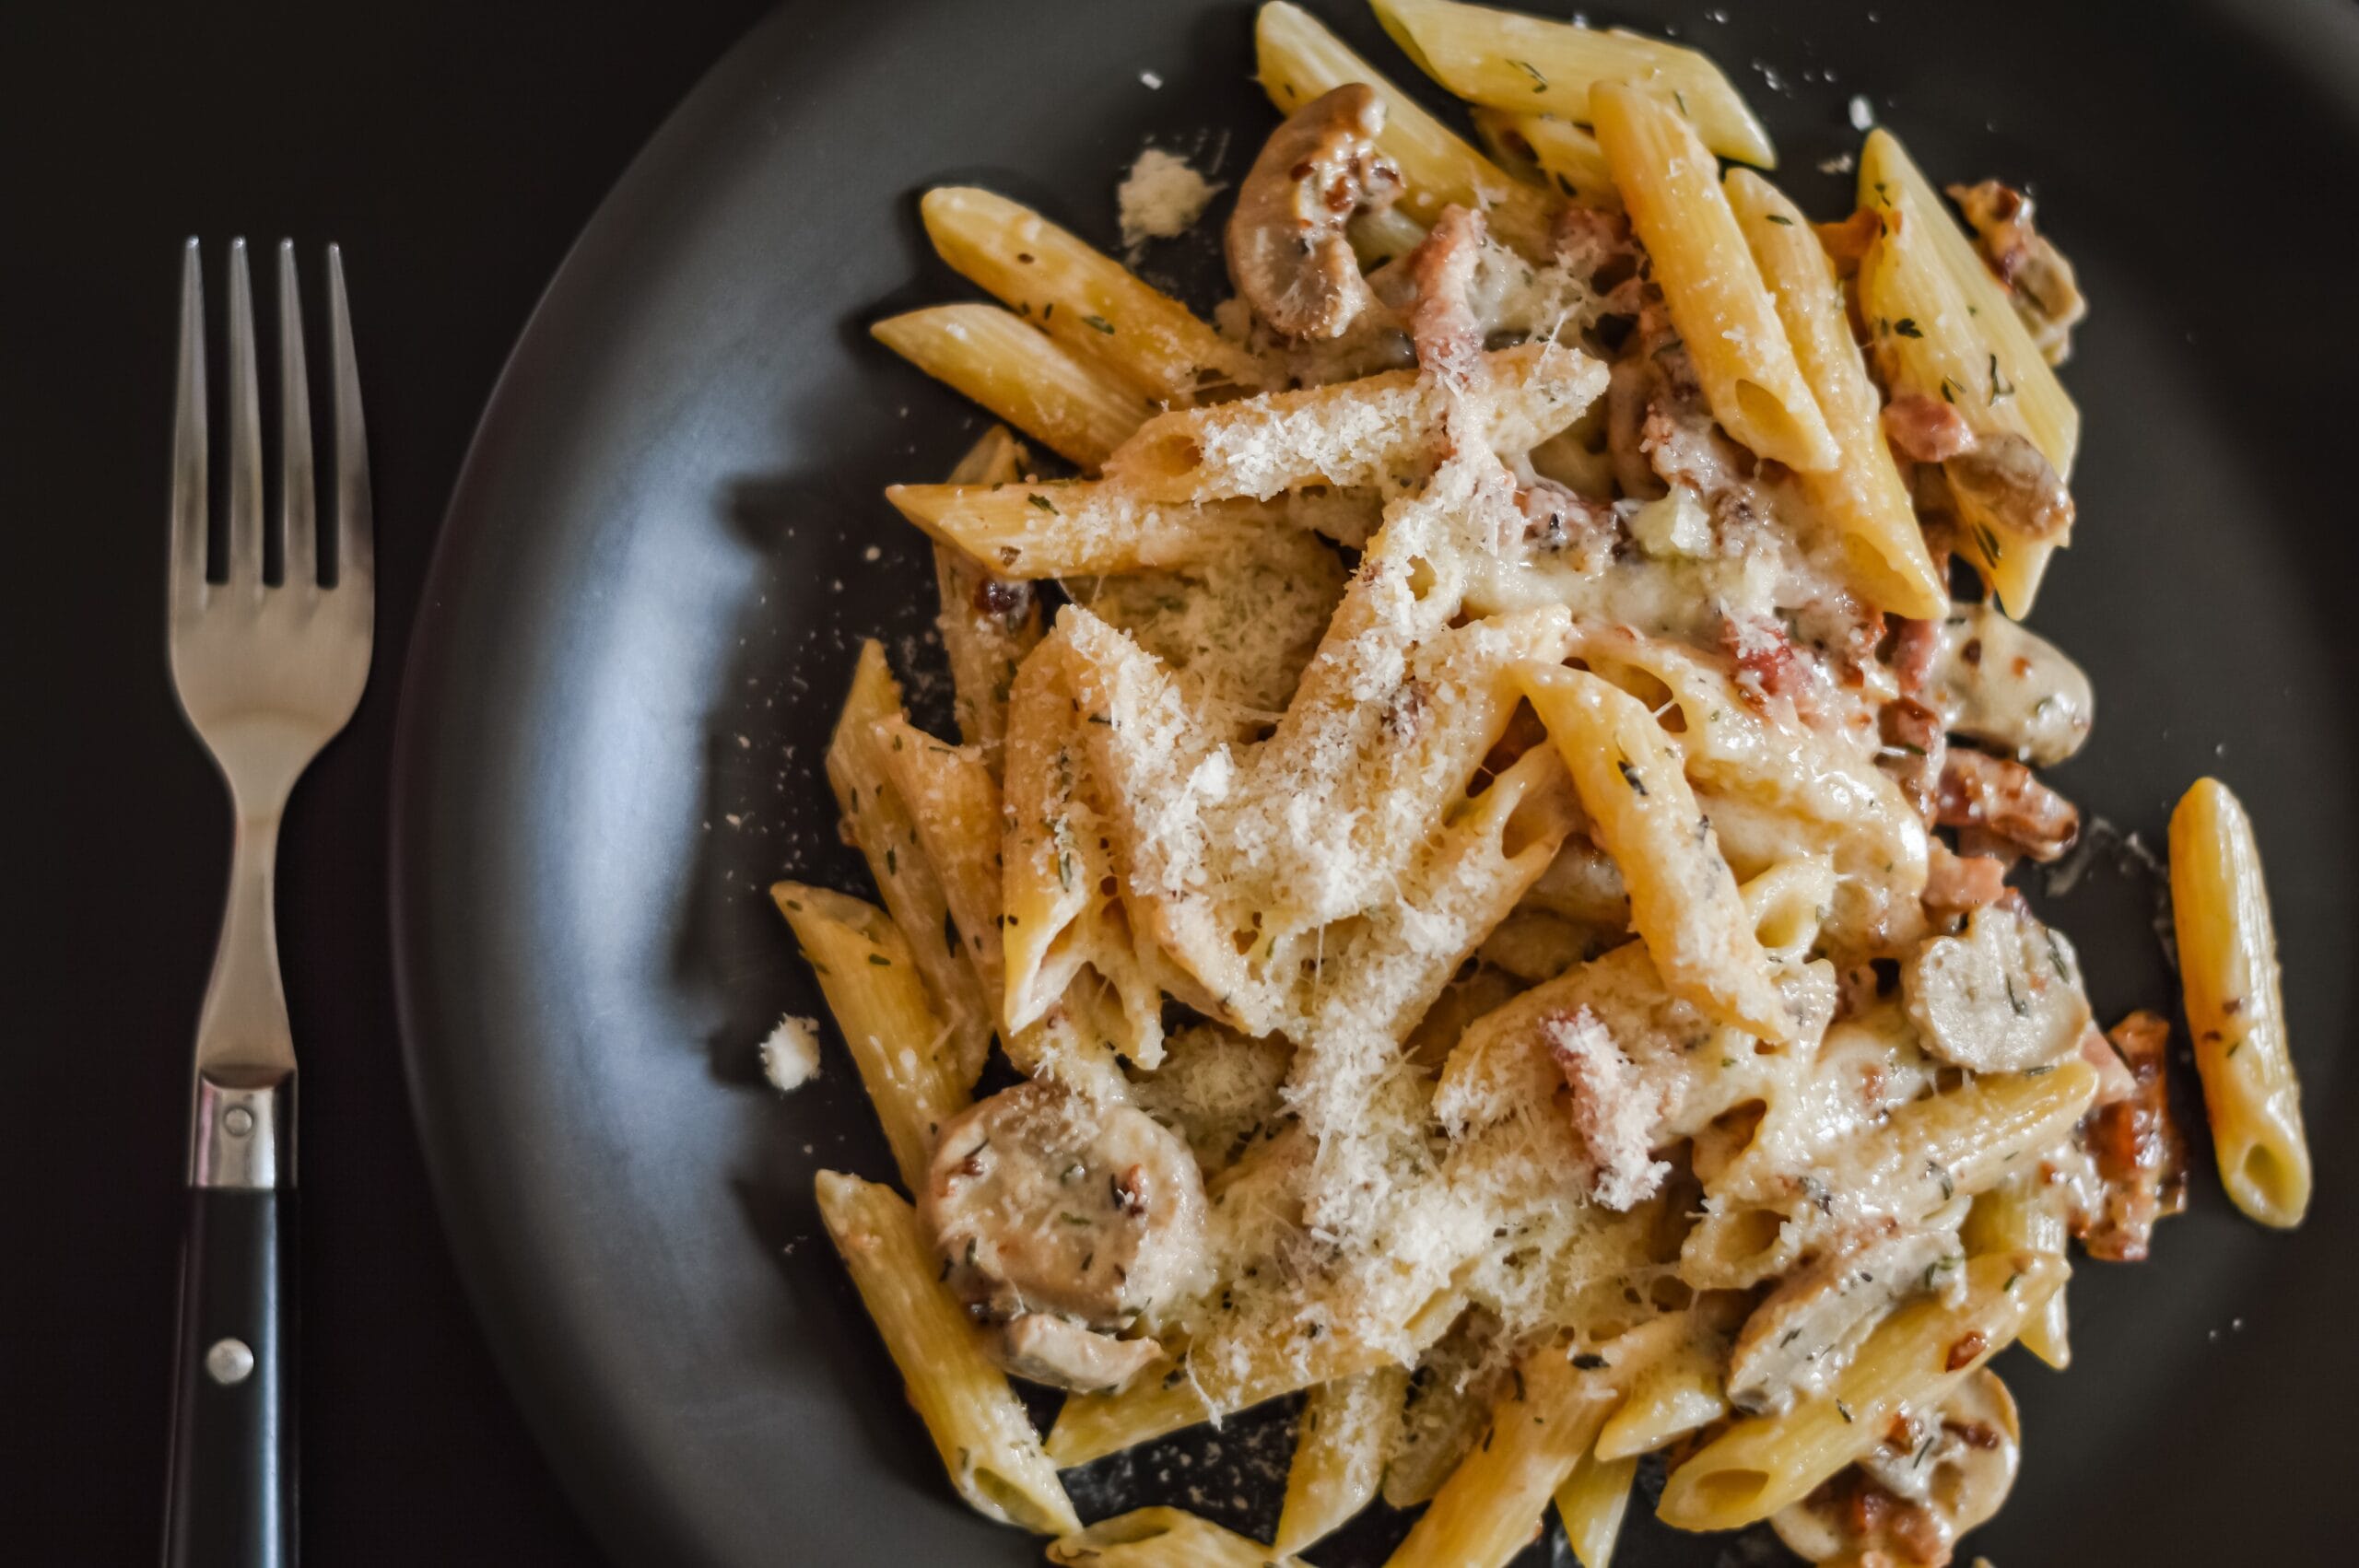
[163,237,371,1568]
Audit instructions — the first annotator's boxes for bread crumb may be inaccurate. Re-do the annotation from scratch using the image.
[1139,69,1164,89]
[1848,94,1875,132]
[1118,148,1223,255]
[759,1016,823,1092]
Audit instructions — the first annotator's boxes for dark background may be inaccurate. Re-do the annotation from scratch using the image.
[1,4,769,1562]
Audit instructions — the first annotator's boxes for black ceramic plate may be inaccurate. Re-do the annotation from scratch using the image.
[393,2,2359,1562]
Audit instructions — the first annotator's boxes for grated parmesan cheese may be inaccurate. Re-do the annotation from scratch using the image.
[1117,148,1223,254]
[758,1015,823,1092]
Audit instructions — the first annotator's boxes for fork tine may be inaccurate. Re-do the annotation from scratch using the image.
[170,240,208,616]
[277,240,317,590]
[326,244,371,594]
[224,239,265,586]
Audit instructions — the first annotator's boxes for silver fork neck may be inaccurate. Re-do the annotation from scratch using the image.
[188,785,298,1187]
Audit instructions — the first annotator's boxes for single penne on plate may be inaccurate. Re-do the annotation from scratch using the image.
[1590,82,1837,473]
[1275,1365,1411,1555]
[773,885,968,1191]
[918,185,1271,403]
[872,303,1150,469]
[1254,1,1560,263]
[1519,663,1792,1042]
[2170,777,2311,1227]
[1656,1250,2065,1529]
[1859,129,2079,480]
[812,1172,1078,1537]
[1725,167,1947,618]
[1047,1508,1305,1567]
[1371,0,1775,167]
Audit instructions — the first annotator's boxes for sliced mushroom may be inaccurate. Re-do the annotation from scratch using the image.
[1727,1222,1967,1417]
[1943,429,2074,544]
[992,1310,1165,1393]
[1901,903,2091,1073]
[920,1081,1212,1332]
[1774,1368,2022,1565]
[1918,602,2094,766]
[1226,85,1404,340]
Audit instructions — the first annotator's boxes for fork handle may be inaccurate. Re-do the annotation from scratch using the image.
[165,1186,297,1568]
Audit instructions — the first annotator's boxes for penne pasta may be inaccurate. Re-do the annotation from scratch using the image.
[872,304,1152,468]
[826,640,995,1086]
[1373,0,1775,167]
[1102,342,1606,504]
[1275,1365,1411,1554]
[1657,1251,2065,1529]
[1469,108,1620,211]
[1590,82,1838,473]
[919,185,1272,403]
[1255,1,1560,263]
[1047,1508,1304,1567]
[1592,1326,1729,1461]
[773,885,968,1191]
[1963,1172,2073,1369]
[887,481,1284,579]
[2169,778,2311,1227]
[1553,1448,1637,1568]
[1519,664,1792,1041]
[813,1172,1078,1536]
[1860,130,2080,481]
[1382,1339,1619,1568]
[1726,168,1946,619]
[933,426,1042,761]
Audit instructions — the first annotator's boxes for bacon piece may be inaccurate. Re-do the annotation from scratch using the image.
[1889,615,1943,696]
[1542,1006,1668,1211]
[1879,695,1947,826]
[1922,841,2007,912]
[2077,1010,2189,1262]
[1405,203,1486,388]
[1551,203,1641,295]
[1720,611,1809,706]
[1882,392,1977,463]
[1813,207,1882,276]
[1935,747,2078,861]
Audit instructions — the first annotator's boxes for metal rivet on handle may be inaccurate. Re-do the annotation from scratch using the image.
[205,1338,255,1385]
[223,1105,254,1137]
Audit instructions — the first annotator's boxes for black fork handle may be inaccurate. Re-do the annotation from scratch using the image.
[164,1185,297,1568]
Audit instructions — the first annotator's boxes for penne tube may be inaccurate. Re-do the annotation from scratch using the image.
[1372,0,1775,168]
[1860,130,2079,481]
[1275,1365,1411,1554]
[1470,108,1620,210]
[1102,342,1606,504]
[1852,170,2058,614]
[872,304,1151,469]
[888,482,1281,579]
[1962,1173,2072,1368]
[871,717,1006,999]
[813,1172,1078,1535]
[773,886,968,1191]
[1045,1330,1399,1469]
[827,640,995,1086]
[1383,1340,1618,1568]
[2169,778,2310,1228]
[1592,1328,1729,1461]
[1047,1508,1304,1567]
[933,426,1041,761]
[1255,2,1560,263]
[1726,169,1946,619]
[1590,84,1837,472]
[1657,1251,2065,1529]
[1553,1448,1638,1568]
[919,186,1272,402]
[1519,664,1792,1042]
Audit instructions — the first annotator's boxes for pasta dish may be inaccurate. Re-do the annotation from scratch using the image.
[763,4,2316,1563]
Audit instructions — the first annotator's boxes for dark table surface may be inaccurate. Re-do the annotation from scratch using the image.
[2,4,774,1562]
